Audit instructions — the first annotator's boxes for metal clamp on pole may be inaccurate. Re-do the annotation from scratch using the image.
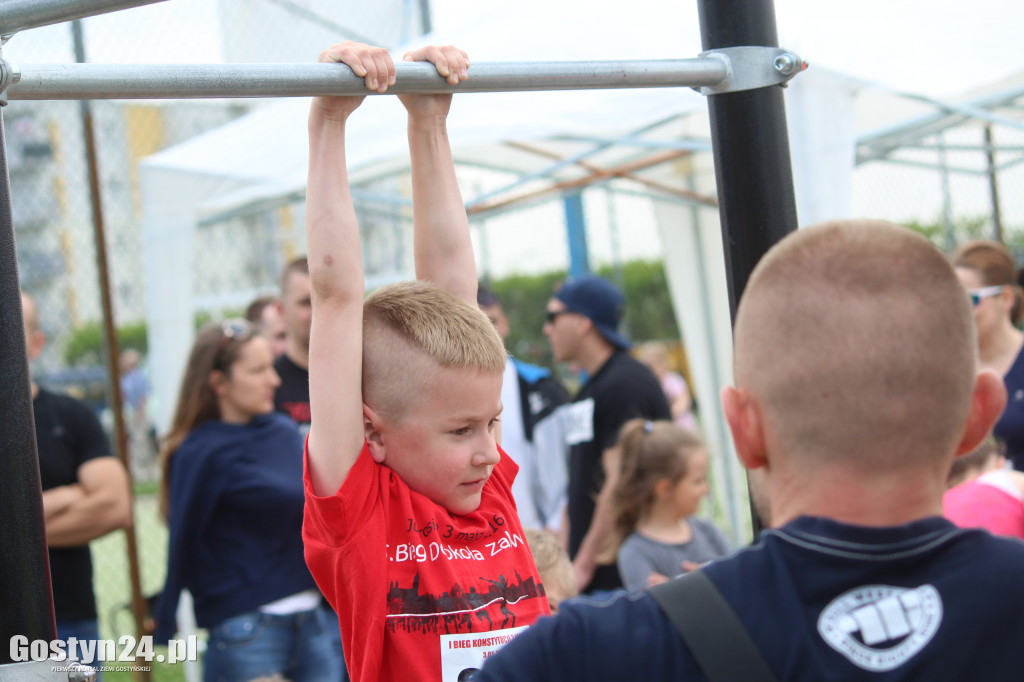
[0,57,21,107]
[698,46,806,95]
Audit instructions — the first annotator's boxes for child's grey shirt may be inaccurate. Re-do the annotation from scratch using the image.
[616,517,734,592]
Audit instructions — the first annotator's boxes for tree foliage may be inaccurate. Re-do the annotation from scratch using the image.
[487,259,681,369]
[63,321,148,366]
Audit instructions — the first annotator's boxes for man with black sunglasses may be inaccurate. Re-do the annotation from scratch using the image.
[543,275,670,594]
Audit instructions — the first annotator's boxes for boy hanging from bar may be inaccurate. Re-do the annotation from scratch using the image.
[301,42,550,682]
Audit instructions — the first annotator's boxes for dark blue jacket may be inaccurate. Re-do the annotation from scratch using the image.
[478,516,1024,681]
[154,413,315,641]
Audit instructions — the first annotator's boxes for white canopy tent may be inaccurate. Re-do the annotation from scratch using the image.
[140,0,1024,541]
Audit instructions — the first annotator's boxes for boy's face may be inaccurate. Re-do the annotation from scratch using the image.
[381,366,503,515]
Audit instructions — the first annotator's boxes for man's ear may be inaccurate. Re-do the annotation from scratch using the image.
[364,403,386,463]
[721,386,768,471]
[26,329,45,361]
[955,369,1007,456]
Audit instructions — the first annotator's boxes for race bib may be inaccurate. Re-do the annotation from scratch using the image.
[564,398,595,446]
[440,626,528,681]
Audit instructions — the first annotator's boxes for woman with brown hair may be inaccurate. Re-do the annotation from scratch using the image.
[153,320,344,682]
[953,240,1024,470]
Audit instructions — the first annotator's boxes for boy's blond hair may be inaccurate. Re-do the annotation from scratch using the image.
[363,280,507,420]
[524,528,578,610]
[735,220,977,473]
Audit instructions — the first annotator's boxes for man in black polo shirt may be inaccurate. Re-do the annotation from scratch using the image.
[273,257,313,435]
[544,275,670,593]
[23,292,131,669]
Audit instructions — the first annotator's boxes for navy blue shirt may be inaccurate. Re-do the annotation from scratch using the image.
[478,516,1024,681]
[155,413,315,641]
[996,347,1024,471]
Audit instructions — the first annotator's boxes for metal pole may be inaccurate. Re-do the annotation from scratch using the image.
[6,58,731,100]
[70,20,151,681]
[0,61,56,669]
[0,0,167,35]
[984,125,1004,243]
[937,132,956,251]
[697,0,799,536]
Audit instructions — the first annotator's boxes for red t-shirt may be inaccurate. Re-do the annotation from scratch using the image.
[303,442,551,682]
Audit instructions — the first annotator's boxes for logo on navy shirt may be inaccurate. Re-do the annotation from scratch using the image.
[817,584,942,671]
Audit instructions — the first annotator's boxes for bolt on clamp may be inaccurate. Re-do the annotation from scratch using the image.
[697,46,806,95]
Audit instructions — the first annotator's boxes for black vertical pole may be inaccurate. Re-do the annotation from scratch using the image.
[0,103,57,661]
[697,0,800,535]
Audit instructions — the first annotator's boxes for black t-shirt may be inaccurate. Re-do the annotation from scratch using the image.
[273,353,310,435]
[564,351,671,592]
[34,388,113,622]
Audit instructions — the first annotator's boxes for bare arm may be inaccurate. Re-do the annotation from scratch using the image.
[572,445,622,591]
[44,457,131,547]
[398,46,475,304]
[42,484,85,520]
[305,42,395,497]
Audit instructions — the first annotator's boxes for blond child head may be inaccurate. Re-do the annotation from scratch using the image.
[361,280,508,514]
[524,528,578,613]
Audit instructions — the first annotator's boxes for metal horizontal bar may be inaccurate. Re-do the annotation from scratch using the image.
[5,58,727,100]
[0,0,167,35]
[554,133,714,153]
[855,154,987,175]
[876,142,1024,153]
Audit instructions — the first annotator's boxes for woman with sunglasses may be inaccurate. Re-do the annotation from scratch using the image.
[154,320,344,682]
[953,240,1024,471]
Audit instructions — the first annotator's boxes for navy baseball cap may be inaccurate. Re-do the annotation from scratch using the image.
[555,275,632,350]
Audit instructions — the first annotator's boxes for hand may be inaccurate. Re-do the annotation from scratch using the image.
[313,42,396,121]
[646,572,669,587]
[681,560,704,573]
[398,45,471,121]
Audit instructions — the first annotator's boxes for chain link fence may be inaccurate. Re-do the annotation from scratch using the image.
[852,114,1024,255]
[5,3,1023,677]
[2,3,427,677]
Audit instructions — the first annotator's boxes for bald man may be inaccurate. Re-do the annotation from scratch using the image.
[478,220,1024,681]
[23,292,131,665]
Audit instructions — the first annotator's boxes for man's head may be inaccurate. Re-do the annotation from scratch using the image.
[722,220,1004,521]
[477,286,510,340]
[361,281,508,514]
[21,291,45,362]
[246,296,288,357]
[278,257,312,360]
[544,275,630,363]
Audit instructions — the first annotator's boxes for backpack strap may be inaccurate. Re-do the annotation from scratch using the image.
[647,570,778,682]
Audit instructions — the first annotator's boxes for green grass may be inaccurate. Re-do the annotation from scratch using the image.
[92,494,193,682]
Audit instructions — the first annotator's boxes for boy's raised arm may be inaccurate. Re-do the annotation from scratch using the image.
[305,42,396,497]
[398,46,476,305]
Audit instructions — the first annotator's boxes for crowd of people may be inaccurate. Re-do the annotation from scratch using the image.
[21,39,1024,682]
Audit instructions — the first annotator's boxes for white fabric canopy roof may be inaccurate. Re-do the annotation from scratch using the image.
[140,0,1024,541]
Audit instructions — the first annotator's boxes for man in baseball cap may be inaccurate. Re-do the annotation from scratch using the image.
[544,275,670,593]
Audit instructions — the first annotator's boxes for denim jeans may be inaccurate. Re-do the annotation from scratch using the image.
[55,618,103,682]
[203,603,346,682]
